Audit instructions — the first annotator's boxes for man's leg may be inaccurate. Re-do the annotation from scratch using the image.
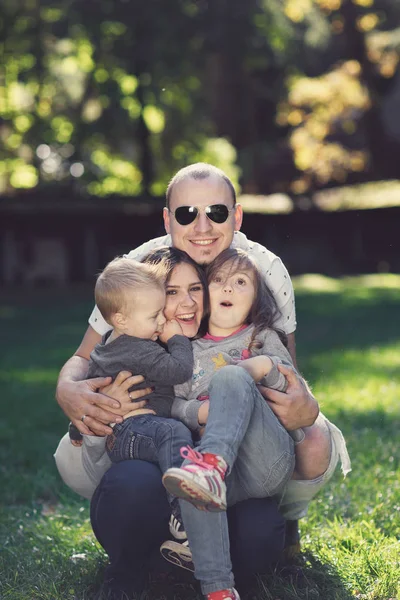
[90,460,170,596]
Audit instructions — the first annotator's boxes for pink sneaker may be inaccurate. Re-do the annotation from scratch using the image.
[162,446,227,511]
[207,588,240,600]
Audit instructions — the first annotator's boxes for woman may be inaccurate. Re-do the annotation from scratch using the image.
[55,248,286,599]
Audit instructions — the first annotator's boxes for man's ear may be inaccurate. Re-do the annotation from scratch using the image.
[234,204,243,231]
[163,206,171,234]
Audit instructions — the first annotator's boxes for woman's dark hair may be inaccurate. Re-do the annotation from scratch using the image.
[205,248,287,351]
[142,246,209,338]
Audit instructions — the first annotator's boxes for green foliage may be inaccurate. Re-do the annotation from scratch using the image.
[1,275,400,599]
[0,0,399,196]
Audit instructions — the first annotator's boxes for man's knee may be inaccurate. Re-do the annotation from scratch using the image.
[293,418,331,480]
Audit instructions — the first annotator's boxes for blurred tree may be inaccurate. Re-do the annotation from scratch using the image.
[275,0,400,196]
[0,0,399,197]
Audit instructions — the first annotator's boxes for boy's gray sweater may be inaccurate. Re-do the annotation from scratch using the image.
[88,332,193,418]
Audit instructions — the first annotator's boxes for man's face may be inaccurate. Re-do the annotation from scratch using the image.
[163,174,243,265]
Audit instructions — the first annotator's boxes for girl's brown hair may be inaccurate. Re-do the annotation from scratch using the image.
[206,248,287,351]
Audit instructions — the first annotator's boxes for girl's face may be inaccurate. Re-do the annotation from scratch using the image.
[164,262,204,338]
[208,265,256,336]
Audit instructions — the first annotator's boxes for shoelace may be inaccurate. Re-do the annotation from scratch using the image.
[180,446,215,470]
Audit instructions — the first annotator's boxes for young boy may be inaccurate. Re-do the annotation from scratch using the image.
[69,256,195,536]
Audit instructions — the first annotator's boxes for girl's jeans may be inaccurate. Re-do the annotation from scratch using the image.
[181,366,295,595]
[90,460,285,596]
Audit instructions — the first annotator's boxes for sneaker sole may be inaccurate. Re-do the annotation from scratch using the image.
[160,540,195,573]
[162,470,226,512]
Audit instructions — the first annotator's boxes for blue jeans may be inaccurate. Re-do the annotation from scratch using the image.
[180,366,295,594]
[90,460,285,596]
[107,414,193,509]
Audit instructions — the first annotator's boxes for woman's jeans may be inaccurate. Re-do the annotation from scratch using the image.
[90,461,285,595]
[180,366,295,595]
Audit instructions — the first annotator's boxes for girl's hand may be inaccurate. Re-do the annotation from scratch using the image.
[99,371,153,418]
[197,400,209,426]
[159,319,183,344]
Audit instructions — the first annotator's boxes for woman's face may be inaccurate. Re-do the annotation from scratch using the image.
[164,262,204,338]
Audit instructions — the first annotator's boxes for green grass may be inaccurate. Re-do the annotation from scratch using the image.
[1,276,399,600]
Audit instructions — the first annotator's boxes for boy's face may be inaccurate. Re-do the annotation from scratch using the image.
[163,174,243,266]
[117,286,167,340]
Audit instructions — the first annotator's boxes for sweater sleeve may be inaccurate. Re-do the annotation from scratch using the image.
[259,356,288,391]
[137,335,194,385]
[257,329,305,443]
[171,396,202,432]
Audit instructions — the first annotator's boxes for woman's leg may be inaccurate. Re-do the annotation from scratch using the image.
[90,460,170,595]
[228,497,285,585]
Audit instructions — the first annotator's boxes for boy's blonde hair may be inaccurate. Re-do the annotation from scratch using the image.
[95,257,167,324]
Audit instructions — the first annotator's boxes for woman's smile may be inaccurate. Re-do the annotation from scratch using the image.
[164,262,204,338]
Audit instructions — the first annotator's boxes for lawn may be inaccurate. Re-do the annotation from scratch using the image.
[1,275,399,600]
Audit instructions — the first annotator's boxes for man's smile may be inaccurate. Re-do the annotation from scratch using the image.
[189,239,218,246]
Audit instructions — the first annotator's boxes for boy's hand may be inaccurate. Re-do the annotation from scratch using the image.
[237,355,273,382]
[159,319,183,343]
[197,400,209,426]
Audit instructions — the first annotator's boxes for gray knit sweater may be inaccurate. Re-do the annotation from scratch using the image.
[172,325,302,437]
[88,332,193,418]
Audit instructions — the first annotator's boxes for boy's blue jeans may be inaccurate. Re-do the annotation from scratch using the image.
[180,366,296,595]
[107,414,193,509]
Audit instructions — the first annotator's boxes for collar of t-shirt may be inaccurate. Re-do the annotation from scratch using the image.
[203,324,249,342]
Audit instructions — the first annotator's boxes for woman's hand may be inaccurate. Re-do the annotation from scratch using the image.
[259,364,319,430]
[99,371,153,418]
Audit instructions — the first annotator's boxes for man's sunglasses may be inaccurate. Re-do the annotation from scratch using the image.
[168,204,236,226]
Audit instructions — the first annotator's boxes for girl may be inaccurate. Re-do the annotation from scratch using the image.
[162,247,304,600]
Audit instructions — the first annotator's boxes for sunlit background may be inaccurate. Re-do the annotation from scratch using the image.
[1,0,400,283]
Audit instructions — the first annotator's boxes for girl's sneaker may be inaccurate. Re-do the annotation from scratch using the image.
[162,446,228,512]
[207,589,240,600]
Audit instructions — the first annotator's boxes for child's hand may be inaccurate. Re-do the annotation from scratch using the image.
[71,438,83,447]
[198,400,209,426]
[237,356,273,382]
[159,319,184,343]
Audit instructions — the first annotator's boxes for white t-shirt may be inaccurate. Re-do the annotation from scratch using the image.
[88,231,297,336]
